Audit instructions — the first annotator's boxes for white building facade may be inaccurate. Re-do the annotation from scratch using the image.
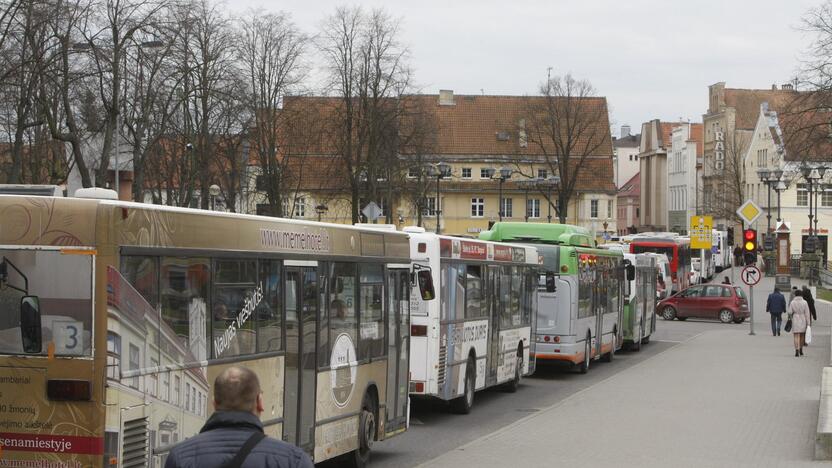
[667,124,702,234]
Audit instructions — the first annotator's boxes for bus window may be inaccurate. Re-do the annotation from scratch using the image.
[499,266,512,327]
[511,266,522,326]
[213,259,257,357]
[359,264,385,359]
[440,265,449,321]
[465,265,483,319]
[0,250,93,356]
[455,264,466,320]
[160,257,209,365]
[120,256,159,309]
[258,260,282,353]
[330,262,357,349]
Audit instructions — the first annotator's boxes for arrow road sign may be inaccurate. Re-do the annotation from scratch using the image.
[741,265,761,286]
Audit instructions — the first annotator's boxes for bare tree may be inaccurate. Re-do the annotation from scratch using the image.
[318,6,411,223]
[521,73,612,223]
[238,10,307,217]
[703,131,749,226]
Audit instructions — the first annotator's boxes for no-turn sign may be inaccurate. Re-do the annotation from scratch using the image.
[741,265,762,286]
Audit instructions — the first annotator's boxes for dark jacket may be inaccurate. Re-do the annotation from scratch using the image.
[164,411,313,468]
[766,291,786,315]
[803,288,817,320]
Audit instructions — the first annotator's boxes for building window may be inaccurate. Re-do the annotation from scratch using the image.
[424,197,440,216]
[590,199,599,219]
[185,383,191,412]
[636,207,640,218]
[407,167,420,178]
[162,372,170,402]
[106,333,121,381]
[282,197,307,217]
[537,169,547,179]
[824,187,832,207]
[629,155,633,161]
[526,199,540,218]
[502,198,513,218]
[128,344,140,390]
[607,200,613,219]
[797,184,808,207]
[149,359,158,397]
[461,168,472,179]
[173,375,180,406]
[471,198,484,217]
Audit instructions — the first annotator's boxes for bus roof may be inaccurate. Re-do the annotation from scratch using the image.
[478,222,594,247]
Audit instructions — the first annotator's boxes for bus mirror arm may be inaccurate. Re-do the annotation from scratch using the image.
[545,273,557,293]
[20,295,42,354]
[626,265,636,282]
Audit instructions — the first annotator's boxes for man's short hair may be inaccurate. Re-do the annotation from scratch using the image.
[214,366,261,412]
[794,290,803,298]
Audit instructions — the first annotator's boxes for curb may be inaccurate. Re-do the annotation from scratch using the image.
[817,366,832,460]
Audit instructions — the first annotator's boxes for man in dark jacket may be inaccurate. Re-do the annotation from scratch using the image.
[165,366,313,468]
[766,287,787,336]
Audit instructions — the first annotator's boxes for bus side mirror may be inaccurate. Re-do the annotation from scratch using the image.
[417,270,435,301]
[20,296,42,354]
[545,273,556,293]
[626,265,635,282]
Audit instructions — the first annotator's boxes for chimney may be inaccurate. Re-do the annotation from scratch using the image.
[781,83,794,91]
[771,84,778,90]
[439,89,455,106]
[621,125,631,138]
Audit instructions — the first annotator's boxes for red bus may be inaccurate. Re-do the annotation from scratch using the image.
[629,237,691,293]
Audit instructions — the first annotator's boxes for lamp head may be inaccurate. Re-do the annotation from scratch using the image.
[499,167,512,179]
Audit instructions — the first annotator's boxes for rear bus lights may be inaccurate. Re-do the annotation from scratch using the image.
[538,335,560,343]
[409,381,425,393]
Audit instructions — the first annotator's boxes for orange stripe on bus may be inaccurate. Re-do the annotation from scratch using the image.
[534,352,583,364]
[61,248,97,256]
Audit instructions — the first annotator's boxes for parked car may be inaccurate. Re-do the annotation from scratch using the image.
[657,284,749,324]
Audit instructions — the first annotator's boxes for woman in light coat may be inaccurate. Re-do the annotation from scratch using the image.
[788,290,811,357]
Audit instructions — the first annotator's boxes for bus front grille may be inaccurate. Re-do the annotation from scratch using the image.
[122,417,149,467]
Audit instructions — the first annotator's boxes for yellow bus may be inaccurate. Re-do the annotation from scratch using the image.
[0,194,433,467]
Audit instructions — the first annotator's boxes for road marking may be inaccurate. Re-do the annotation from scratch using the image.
[416,331,707,467]
[652,339,683,343]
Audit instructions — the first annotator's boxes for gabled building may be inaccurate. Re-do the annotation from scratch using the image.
[667,123,704,234]
[612,125,641,189]
[617,172,640,235]
[638,119,685,231]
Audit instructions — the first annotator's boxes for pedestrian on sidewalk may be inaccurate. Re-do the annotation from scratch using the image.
[722,276,731,285]
[802,285,817,322]
[789,286,798,304]
[787,290,811,357]
[734,246,742,266]
[765,287,786,336]
[165,366,313,468]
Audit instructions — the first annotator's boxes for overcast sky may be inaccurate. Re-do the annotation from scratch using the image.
[231,0,821,137]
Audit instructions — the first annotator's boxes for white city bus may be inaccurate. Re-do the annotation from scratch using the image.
[405,228,538,413]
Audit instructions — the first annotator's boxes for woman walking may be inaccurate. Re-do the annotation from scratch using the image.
[788,290,811,357]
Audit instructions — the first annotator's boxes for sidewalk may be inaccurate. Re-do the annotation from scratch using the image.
[421,277,831,468]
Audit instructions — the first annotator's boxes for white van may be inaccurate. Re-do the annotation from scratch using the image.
[643,252,672,300]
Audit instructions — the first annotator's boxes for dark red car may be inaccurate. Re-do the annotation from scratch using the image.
[658,284,749,324]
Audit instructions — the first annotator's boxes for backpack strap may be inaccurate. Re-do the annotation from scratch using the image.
[220,431,266,468]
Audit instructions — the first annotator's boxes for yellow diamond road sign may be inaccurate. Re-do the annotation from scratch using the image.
[736,199,762,226]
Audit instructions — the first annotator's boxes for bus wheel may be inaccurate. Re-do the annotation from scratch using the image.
[641,334,650,345]
[451,356,476,414]
[578,334,591,374]
[602,333,615,362]
[503,345,523,393]
[349,394,376,468]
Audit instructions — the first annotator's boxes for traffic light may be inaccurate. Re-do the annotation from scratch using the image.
[743,229,757,253]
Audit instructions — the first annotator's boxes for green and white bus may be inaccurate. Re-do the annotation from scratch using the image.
[480,222,624,373]
[621,253,658,351]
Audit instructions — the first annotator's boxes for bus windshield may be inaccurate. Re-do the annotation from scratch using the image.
[632,245,674,260]
[0,249,93,356]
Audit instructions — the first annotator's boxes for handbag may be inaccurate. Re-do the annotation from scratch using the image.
[784,316,793,333]
[806,325,813,344]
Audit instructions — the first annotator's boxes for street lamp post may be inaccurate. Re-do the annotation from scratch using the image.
[428,162,451,234]
[773,170,787,222]
[315,203,328,222]
[209,184,220,211]
[813,167,827,237]
[757,168,772,236]
[542,175,560,223]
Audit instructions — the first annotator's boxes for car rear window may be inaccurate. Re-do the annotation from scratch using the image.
[734,287,746,299]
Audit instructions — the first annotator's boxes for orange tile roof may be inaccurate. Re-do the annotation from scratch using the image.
[688,123,704,157]
[777,109,832,162]
[723,88,800,130]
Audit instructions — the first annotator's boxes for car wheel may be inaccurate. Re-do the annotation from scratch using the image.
[662,306,676,321]
[578,334,591,374]
[718,309,734,324]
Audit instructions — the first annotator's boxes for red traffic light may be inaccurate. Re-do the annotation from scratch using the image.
[743,229,757,252]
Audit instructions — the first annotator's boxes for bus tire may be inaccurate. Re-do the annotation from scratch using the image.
[451,355,476,414]
[578,334,591,374]
[503,344,523,393]
[631,332,642,352]
[602,332,615,362]
[348,393,377,468]
[641,334,650,345]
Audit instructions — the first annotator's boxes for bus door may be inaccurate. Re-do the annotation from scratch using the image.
[593,266,604,358]
[385,269,410,434]
[283,266,318,453]
[486,265,501,386]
